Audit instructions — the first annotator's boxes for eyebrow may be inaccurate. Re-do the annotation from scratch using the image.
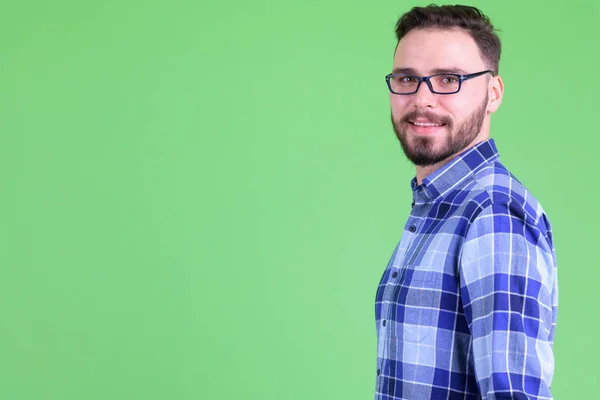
[392,67,470,75]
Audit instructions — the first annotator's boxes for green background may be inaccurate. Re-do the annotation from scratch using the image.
[1,0,597,398]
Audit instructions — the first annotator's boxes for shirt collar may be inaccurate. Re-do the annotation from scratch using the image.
[410,138,500,205]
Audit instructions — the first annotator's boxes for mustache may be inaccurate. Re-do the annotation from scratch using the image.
[399,110,452,126]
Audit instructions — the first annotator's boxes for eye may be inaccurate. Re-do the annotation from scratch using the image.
[392,75,418,84]
[439,75,459,84]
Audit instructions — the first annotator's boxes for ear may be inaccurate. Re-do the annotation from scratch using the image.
[488,74,504,113]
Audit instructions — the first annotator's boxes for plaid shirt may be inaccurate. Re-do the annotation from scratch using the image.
[374,139,558,399]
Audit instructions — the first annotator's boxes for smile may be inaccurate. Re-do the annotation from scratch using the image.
[409,121,445,127]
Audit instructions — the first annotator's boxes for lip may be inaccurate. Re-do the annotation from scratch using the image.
[408,121,446,135]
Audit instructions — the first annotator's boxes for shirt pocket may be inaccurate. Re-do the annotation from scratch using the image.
[400,268,439,344]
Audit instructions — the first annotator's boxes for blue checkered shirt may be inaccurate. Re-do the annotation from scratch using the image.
[374,139,558,399]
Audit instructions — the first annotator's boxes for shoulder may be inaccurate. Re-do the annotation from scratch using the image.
[462,161,554,247]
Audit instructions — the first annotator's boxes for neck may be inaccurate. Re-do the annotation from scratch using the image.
[415,134,490,186]
[415,161,451,186]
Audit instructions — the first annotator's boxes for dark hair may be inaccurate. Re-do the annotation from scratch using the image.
[395,4,501,74]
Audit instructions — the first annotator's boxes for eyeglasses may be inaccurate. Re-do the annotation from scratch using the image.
[385,70,495,95]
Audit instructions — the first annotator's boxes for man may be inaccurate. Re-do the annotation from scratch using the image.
[374,4,558,399]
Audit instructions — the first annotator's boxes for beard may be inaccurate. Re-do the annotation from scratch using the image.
[391,94,488,166]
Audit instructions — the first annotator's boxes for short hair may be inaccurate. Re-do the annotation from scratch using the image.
[395,4,501,74]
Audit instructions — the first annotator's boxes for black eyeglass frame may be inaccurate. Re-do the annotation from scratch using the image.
[385,70,495,95]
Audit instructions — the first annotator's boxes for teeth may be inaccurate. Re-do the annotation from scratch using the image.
[412,122,442,127]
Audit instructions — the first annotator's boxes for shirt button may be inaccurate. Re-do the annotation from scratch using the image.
[382,320,386,326]
[377,369,381,376]
[409,225,417,233]
[392,272,398,278]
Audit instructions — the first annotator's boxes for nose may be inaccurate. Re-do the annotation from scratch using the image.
[412,80,437,109]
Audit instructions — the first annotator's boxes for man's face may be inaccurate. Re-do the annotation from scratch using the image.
[391,28,494,166]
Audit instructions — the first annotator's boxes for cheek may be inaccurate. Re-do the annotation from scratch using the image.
[451,88,488,113]
[439,97,469,121]
[390,95,409,115]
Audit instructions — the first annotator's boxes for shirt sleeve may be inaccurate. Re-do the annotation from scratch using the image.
[458,201,557,399]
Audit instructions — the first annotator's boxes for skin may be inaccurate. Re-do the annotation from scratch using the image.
[390,28,504,185]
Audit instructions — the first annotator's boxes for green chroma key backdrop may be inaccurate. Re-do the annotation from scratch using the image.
[1,0,598,398]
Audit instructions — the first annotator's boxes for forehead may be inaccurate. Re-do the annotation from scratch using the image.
[393,28,485,74]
